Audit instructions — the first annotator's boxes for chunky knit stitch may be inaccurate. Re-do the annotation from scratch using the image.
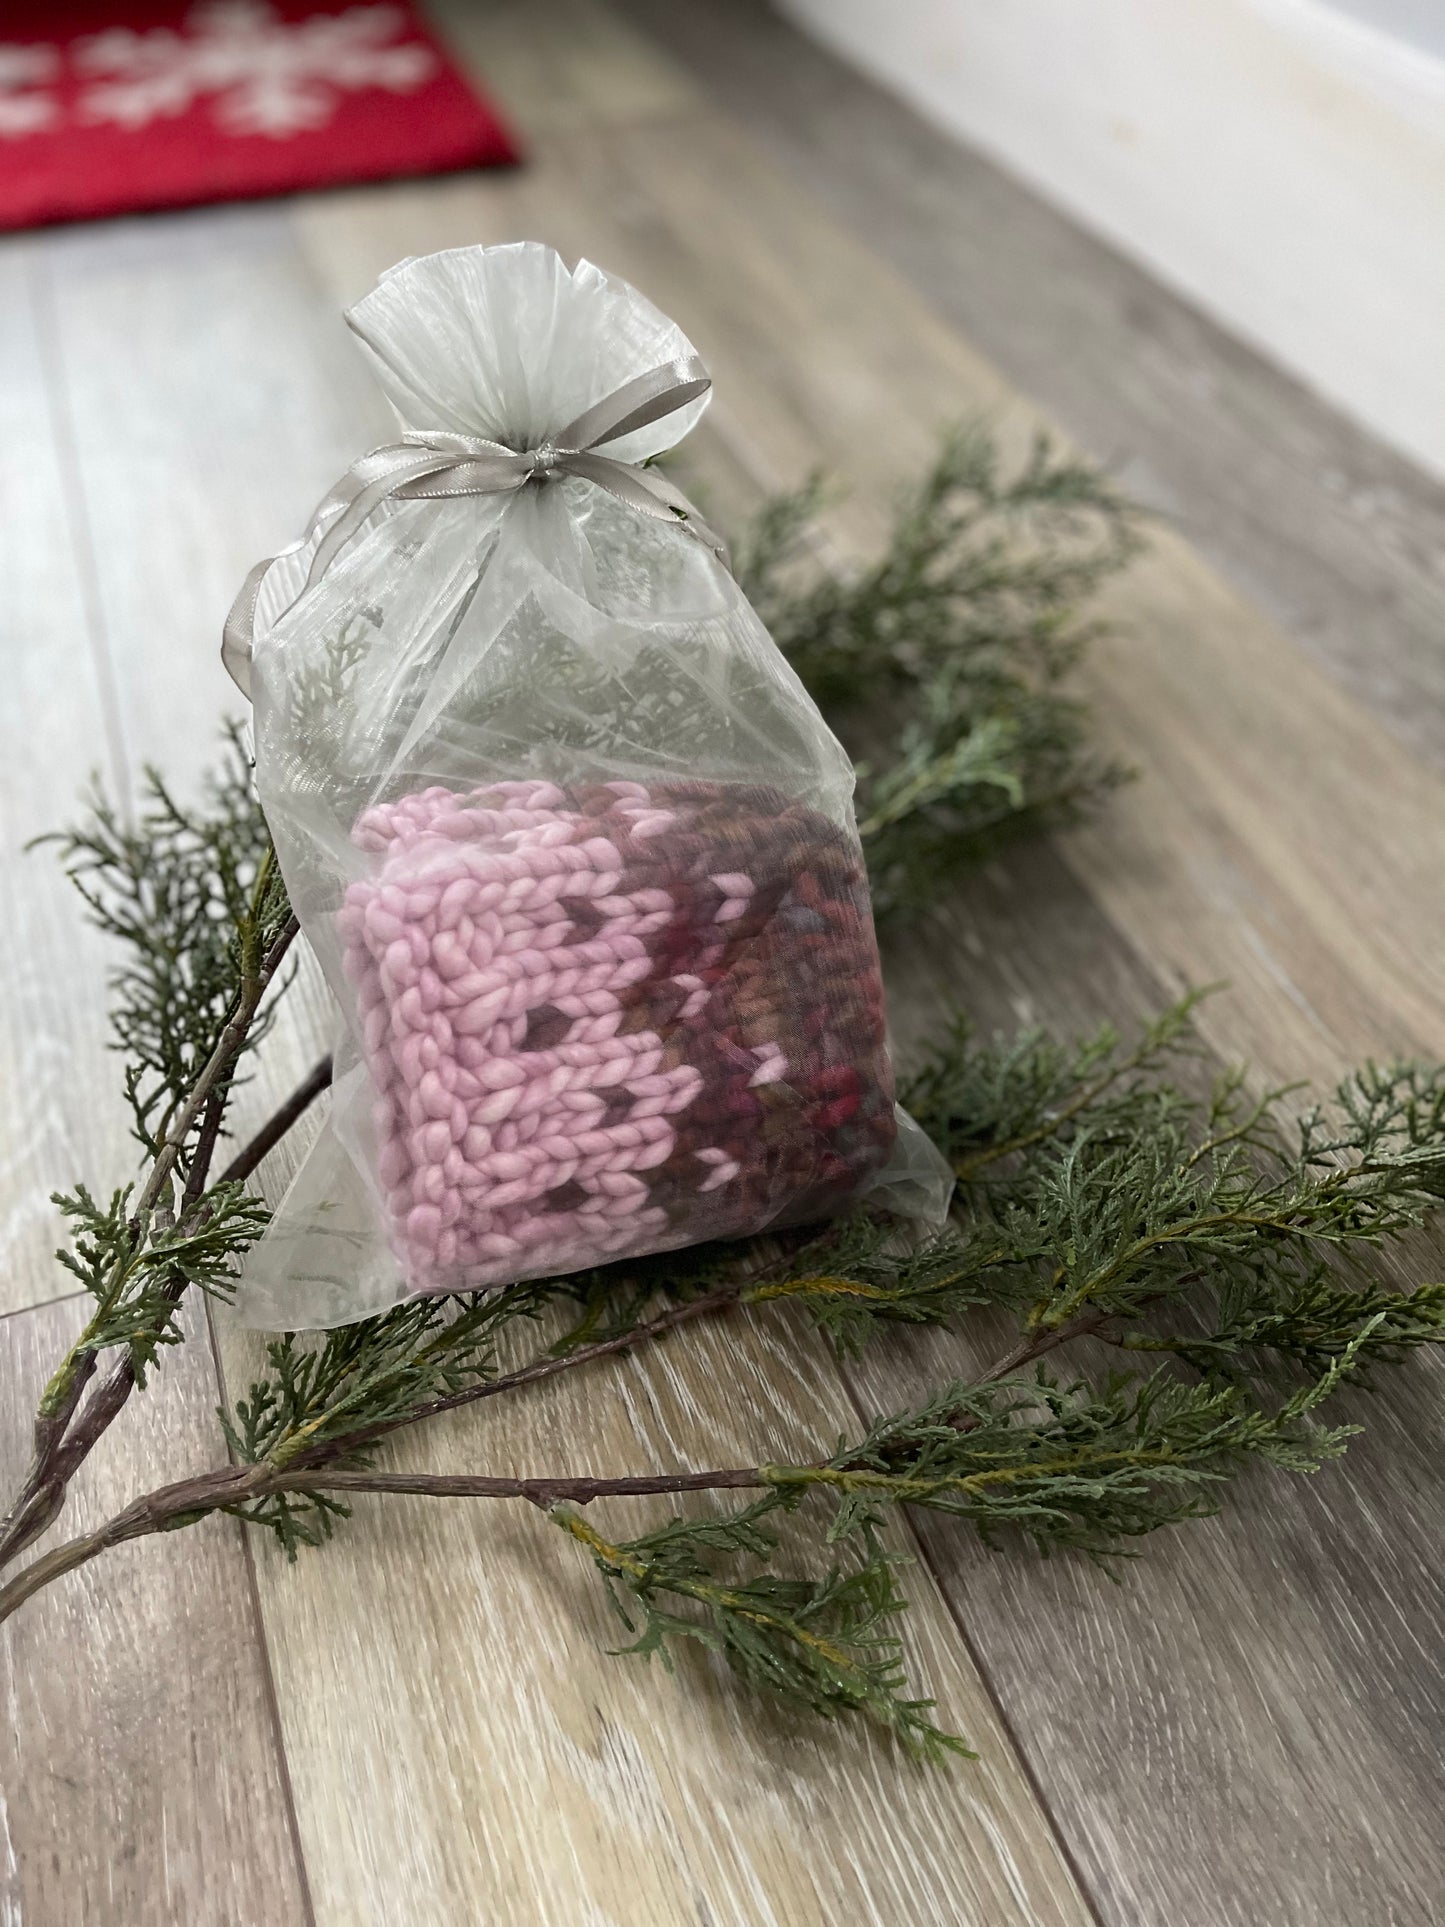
[338,777,896,1291]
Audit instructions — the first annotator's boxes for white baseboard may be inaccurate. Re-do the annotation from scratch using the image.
[778,0,1445,479]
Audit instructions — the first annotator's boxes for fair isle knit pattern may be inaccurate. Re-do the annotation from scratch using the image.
[338,777,896,1290]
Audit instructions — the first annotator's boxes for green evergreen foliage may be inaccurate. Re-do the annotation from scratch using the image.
[36,723,289,1159]
[738,428,1140,913]
[54,1179,269,1379]
[906,1001,1445,1360]
[13,739,294,1454]
[3,434,1443,1761]
[555,1498,973,1762]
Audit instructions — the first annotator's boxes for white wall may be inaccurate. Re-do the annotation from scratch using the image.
[779,0,1445,478]
[1326,0,1445,58]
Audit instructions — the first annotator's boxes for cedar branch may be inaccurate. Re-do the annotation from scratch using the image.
[0,913,300,1571]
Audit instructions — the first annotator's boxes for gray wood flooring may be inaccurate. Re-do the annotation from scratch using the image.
[1,4,1441,1921]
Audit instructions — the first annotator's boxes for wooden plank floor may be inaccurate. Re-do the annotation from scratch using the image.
[2,2,1443,1921]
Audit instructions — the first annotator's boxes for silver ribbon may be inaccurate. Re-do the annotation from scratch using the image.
[222,354,727,695]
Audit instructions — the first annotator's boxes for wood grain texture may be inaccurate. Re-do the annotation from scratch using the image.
[0,212,333,1927]
[0,1294,311,1926]
[308,21,1445,1917]
[15,27,1092,1919]
[858,842,1445,1927]
[13,208,351,1157]
[214,1297,1093,1927]
[610,0,1445,778]
[0,245,133,1318]
[31,208,391,797]
[431,0,693,133]
[6,0,1445,1920]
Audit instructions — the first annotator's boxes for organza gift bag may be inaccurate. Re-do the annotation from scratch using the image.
[227,242,949,1329]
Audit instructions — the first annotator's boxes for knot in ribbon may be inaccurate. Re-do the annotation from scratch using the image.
[524,442,563,479]
[222,354,727,695]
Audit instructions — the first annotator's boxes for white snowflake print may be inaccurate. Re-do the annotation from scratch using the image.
[76,0,436,139]
[0,43,59,138]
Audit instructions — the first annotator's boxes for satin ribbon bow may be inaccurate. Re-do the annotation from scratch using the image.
[222,355,728,695]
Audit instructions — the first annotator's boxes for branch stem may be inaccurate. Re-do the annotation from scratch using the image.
[217,1055,333,1188]
[282,1466,766,1506]
[0,915,300,1572]
[0,1458,773,1623]
[0,1297,1112,1624]
[974,1305,1111,1383]
[294,1281,747,1468]
[133,903,297,1221]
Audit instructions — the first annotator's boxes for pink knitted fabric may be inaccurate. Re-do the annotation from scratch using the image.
[338,777,895,1291]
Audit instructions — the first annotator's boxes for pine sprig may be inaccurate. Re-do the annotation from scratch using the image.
[0,743,299,1567]
[220,1279,581,1557]
[224,1283,565,1473]
[54,1180,270,1382]
[902,1000,1445,1365]
[540,1332,1368,1752]
[1129,1270,1445,1379]
[33,739,296,1387]
[781,1346,1363,1557]
[744,1218,1037,1357]
[902,990,1211,1182]
[739,427,1141,913]
[554,1499,971,1761]
[36,721,289,1159]
[6,437,1445,1767]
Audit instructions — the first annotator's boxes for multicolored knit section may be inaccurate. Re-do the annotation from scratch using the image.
[339,778,895,1291]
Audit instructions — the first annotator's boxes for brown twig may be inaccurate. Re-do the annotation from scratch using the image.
[0,1458,770,1624]
[973,1304,1113,1385]
[0,1465,268,1620]
[0,917,303,1572]
[294,1280,748,1470]
[291,1466,766,1506]
[217,1054,333,1187]
[128,909,300,1221]
[0,1285,1124,1625]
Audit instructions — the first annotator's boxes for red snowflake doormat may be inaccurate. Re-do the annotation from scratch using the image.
[0,1,519,231]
